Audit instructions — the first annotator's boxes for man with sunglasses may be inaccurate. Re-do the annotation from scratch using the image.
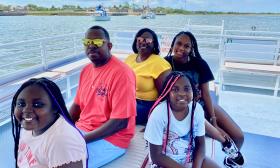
[70,25,136,168]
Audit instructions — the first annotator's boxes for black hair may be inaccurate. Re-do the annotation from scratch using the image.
[166,31,202,59]
[88,25,110,41]
[11,77,74,166]
[148,71,197,162]
[132,28,160,55]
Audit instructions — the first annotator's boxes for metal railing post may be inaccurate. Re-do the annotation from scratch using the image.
[73,36,77,54]
[66,76,72,101]
[275,39,280,65]
[185,18,191,31]
[274,76,280,97]
[40,41,47,70]
[218,20,225,96]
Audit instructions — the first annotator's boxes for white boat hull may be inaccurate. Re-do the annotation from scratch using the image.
[141,12,155,19]
[94,16,111,21]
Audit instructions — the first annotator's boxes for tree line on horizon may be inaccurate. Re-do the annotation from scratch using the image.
[0,3,278,15]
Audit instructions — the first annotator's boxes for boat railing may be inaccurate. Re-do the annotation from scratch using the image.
[0,24,278,79]
[0,23,224,127]
[1,23,280,126]
[110,25,223,61]
[0,32,85,85]
[225,29,280,38]
[219,33,280,97]
[222,35,280,64]
[0,67,81,126]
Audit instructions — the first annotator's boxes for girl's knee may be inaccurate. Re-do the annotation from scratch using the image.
[232,132,244,149]
[235,132,244,143]
[202,157,221,168]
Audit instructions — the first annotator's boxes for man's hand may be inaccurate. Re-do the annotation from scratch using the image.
[84,118,128,143]
[69,103,81,123]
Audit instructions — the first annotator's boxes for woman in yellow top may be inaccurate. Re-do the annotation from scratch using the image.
[125,28,171,125]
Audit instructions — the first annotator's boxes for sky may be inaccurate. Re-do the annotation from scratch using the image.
[1,0,280,13]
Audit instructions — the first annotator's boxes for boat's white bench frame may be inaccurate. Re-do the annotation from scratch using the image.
[224,62,280,74]
[49,50,130,74]
[219,35,280,96]
[221,63,280,96]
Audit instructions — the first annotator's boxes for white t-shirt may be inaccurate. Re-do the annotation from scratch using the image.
[17,116,87,168]
[144,101,205,165]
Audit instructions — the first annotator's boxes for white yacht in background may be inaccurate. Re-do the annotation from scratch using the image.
[93,5,111,21]
[141,0,155,19]
[141,11,155,19]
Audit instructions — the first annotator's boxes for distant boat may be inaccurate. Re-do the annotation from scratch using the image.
[141,0,155,19]
[141,12,155,19]
[93,5,111,21]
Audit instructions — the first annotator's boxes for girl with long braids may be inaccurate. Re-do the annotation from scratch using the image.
[164,31,244,167]
[144,71,220,168]
[11,78,87,168]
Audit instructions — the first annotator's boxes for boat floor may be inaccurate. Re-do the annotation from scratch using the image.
[102,126,216,168]
[102,122,280,168]
[215,132,280,168]
[219,91,280,138]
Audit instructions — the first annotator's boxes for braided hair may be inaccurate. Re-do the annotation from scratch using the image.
[11,77,74,166]
[148,71,198,163]
[166,31,202,59]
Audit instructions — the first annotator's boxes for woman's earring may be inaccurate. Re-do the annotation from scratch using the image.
[170,48,173,54]
[192,49,196,57]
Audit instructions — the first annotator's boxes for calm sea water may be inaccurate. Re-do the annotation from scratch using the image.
[1,14,280,44]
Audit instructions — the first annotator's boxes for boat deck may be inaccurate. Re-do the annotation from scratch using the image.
[2,91,279,167]
[1,56,279,167]
[0,24,280,167]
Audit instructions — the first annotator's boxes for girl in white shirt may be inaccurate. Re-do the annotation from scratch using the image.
[144,71,220,168]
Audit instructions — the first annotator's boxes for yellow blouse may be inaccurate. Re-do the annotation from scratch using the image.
[125,54,171,101]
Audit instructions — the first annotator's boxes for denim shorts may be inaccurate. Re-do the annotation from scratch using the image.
[87,139,126,168]
[136,99,155,125]
[81,130,126,168]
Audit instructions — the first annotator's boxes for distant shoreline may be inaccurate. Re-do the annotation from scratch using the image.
[25,13,280,16]
[1,11,280,16]
[1,2,280,17]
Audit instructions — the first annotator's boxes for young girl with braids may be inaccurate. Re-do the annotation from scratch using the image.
[11,78,87,168]
[144,71,220,168]
[164,32,244,167]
